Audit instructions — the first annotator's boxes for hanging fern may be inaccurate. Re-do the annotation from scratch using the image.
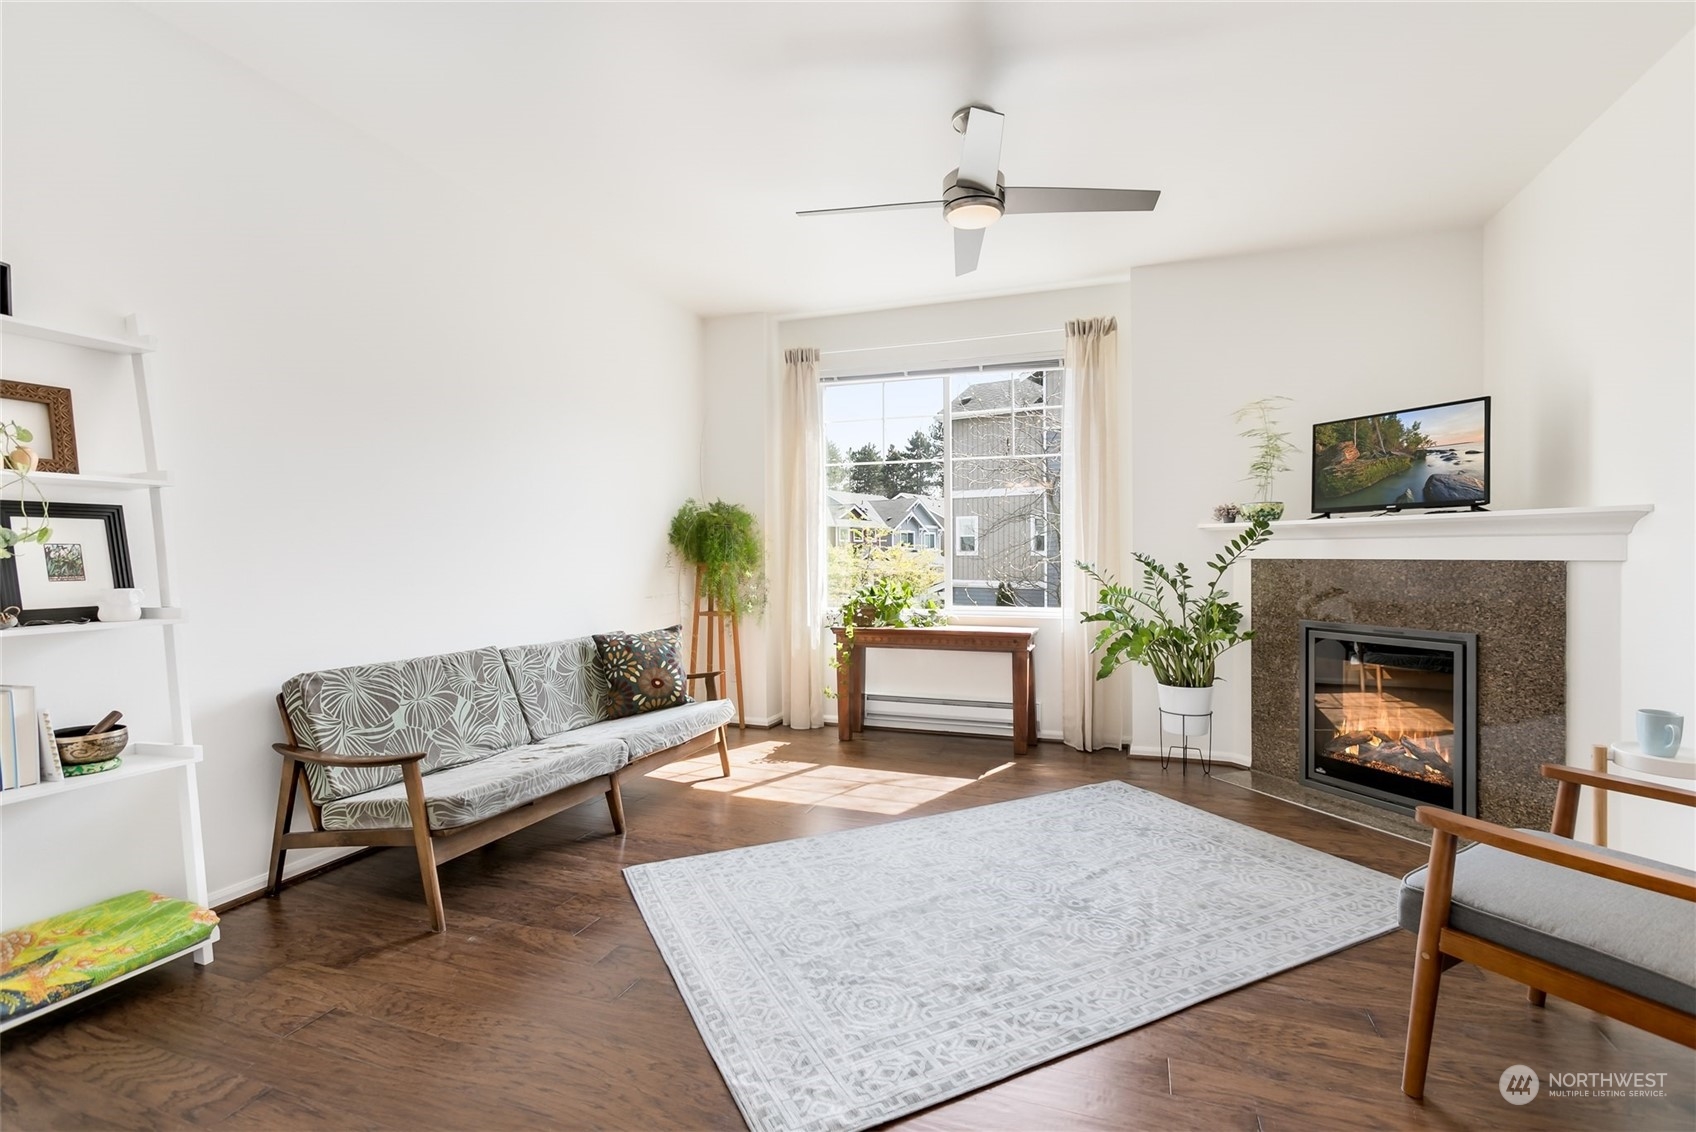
[668,499,767,617]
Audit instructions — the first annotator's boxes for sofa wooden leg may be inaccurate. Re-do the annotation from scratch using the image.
[267,759,301,897]
[1402,828,1457,1100]
[717,726,732,778]
[402,763,446,932]
[1528,986,1547,1007]
[605,777,627,834]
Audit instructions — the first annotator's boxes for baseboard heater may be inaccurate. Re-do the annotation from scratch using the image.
[847,693,1032,739]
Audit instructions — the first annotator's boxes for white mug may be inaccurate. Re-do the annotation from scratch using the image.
[96,588,145,623]
[1636,709,1684,757]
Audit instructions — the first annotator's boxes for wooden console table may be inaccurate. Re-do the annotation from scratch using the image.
[832,625,1038,754]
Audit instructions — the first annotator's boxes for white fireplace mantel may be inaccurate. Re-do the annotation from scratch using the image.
[1198,505,1653,562]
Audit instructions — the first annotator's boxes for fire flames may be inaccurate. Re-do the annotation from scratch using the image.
[1318,693,1454,786]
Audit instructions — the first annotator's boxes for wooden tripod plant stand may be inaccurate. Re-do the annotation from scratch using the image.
[689,568,745,728]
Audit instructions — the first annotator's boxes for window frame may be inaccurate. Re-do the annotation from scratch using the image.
[820,358,1064,612]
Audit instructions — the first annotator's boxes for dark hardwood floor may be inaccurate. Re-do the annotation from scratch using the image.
[4,728,1691,1130]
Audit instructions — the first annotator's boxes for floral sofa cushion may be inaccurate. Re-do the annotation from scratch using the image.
[318,734,627,832]
[0,891,218,1021]
[499,637,609,740]
[567,699,734,761]
[282,646,531,803]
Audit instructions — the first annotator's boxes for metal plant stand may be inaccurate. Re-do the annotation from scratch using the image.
[1158,709,1214,776]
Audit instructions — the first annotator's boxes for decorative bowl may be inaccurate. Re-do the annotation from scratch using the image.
[54,724,130,766]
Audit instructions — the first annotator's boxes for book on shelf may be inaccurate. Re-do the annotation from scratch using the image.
[0,685,42,789]
[38,711,64,783]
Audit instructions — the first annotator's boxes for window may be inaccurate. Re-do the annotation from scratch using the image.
[956,516,980,555]
[823,365,1063,609]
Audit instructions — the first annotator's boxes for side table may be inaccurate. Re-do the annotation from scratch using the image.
[1592,740,1696,847]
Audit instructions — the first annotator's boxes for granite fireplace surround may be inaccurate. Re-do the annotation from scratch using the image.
[1249,559,1566,832]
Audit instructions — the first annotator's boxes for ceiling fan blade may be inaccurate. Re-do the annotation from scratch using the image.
[797,200,942,217]
[954,227,985,276]
[956,107,1005,191]
[1002,187,1161,214]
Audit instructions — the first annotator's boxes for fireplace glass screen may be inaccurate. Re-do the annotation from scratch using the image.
[1302,624,1476,815]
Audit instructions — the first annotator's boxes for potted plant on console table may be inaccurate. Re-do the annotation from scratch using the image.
[1076,516,1272,728]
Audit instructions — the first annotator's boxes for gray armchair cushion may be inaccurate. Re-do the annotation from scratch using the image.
[499,637,609,740]
[282,647,531,803]
[319,734,626,831]
[1400,831,1696,1013]
[568,699,734,763]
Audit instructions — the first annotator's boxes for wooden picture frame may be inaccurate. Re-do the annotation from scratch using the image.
[0,380,79,473]
[0,500,133,624]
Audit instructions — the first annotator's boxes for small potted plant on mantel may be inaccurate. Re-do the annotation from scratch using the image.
[1076,516,1272,728]
[1234,396,1300,523]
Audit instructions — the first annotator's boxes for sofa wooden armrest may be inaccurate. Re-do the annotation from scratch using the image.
[1401,766,1696,1101]
[1416,806,1696,902]
[273,743,426,768]
[687,669,723,698]
[1540,762,1696,807]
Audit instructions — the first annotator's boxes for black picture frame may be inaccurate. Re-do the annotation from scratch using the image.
[0,262,10,317]
[0,500,133,624]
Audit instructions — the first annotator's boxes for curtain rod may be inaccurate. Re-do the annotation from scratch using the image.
[817,328,1061,357]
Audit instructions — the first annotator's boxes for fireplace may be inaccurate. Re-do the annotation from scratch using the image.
[1300,622,1477,816]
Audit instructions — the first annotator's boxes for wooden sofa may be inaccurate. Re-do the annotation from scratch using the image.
[268,638,734,930]
[1400,756,1696,1099]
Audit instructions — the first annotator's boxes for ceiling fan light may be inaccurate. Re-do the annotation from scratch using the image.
[944,196,1003,230]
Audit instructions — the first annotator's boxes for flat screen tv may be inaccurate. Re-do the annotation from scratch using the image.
[1311,396,1490,515]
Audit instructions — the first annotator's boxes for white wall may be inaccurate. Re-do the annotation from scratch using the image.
[1483,34,1695,864]
[1126,231,1485,760]
[0,3,702,917]
[700,314,780,723]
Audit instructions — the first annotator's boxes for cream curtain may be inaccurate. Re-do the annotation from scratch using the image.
[780,347,827,729]
[1060,317,1127,751]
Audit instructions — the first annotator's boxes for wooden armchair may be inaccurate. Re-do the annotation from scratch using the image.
[1401,753,1696,1099]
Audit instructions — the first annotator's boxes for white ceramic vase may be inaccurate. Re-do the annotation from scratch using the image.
[96,588,145,623]
[1156,682,1215,735]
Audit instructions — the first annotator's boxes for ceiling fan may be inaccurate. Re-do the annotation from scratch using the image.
[798,105,1160,276]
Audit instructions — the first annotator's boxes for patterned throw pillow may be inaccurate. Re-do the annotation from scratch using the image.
[592,625,692,719]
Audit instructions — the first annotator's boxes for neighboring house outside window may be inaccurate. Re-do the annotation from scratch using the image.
[822,366,1063,609]
[956,516,980,555]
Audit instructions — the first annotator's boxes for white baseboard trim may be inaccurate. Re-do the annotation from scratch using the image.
[210,846,364,909]
[734,713,785,728]
[1124,744,1251,769]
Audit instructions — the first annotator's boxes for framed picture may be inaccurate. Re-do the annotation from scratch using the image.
[0,380,79,473]
[0,501,133,624]
[0,262,10,317]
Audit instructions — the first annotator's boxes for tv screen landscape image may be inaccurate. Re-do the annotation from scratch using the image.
[1312,397,1489,514]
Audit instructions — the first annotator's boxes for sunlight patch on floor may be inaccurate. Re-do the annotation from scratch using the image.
[644,737,982,814]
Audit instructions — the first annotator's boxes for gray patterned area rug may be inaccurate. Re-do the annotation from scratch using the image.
[625,780,1399,1132]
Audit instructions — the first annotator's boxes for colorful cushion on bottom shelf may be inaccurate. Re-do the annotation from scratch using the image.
[0,890,218,1021]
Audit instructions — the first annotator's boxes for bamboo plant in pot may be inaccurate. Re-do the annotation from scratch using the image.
[1076,516,1272,731]
[1234,396,1300,523]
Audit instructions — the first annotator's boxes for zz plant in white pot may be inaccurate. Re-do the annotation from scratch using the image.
[1076,517,1272,730]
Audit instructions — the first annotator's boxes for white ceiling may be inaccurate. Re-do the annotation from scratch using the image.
[146,2,1693,318]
